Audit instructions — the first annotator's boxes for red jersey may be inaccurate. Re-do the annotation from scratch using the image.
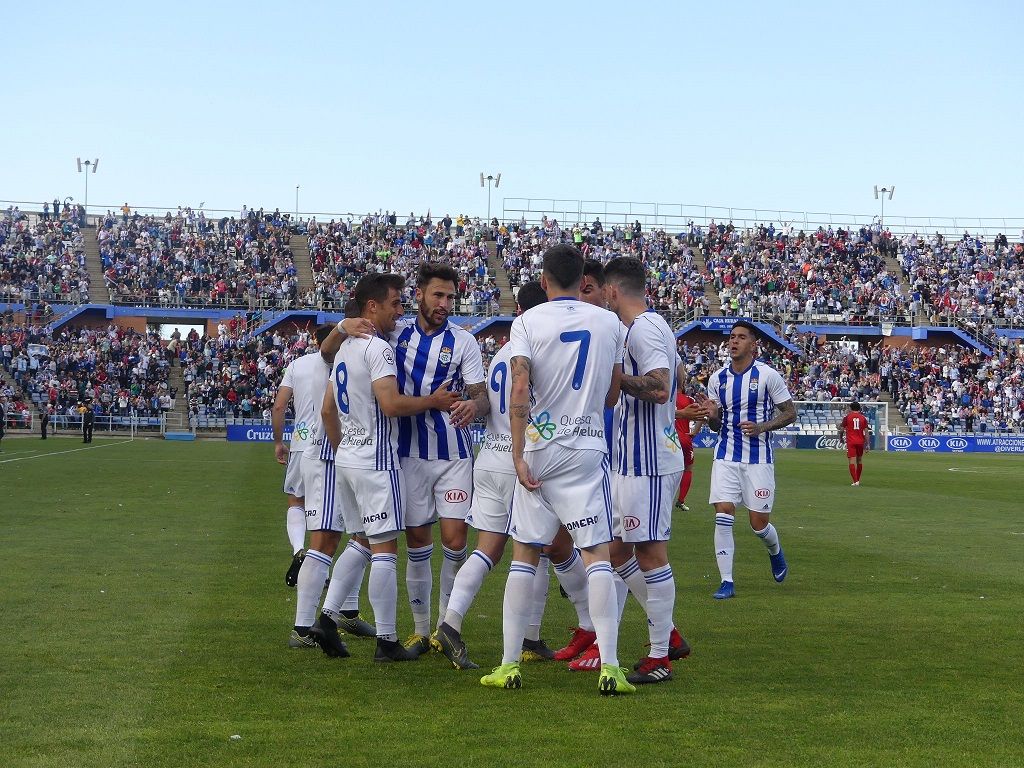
[675,392,694,445]
[841,412,869,445]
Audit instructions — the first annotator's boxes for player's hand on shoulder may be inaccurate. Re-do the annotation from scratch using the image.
[341,317,375,339]
[514,456,541,491]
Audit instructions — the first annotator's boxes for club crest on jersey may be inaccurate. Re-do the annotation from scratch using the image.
[526,411,556,442]
[748,378,759,392]
[438,346,453,365]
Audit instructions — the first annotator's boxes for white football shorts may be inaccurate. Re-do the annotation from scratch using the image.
[400,456,473,527]
[283,450,304,497]
[612,471,682,542]
[709,460,776,513]
[466,467,516,535]
[511,445,612,550]
[300,454,344,532]
[334,465,404,544]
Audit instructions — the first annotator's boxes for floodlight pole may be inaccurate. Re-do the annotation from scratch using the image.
[875,185,894,229]
[295,185,300,221]
[481,172,501,222]
[77,157,99,224]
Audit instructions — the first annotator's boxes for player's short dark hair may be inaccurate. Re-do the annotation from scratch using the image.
[343,298,360,318]
[542,244,584,290]
[516,281,547,312]
[850,401,862,412]
[583,259,606,286]
[417,262,459,289]
[731,319,760,340]
[353,273,405,313]
[603,256,646,296]
[314,324,335,346]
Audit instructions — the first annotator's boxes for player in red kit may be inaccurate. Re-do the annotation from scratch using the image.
[838,402,871,486]
[674,376,705,510]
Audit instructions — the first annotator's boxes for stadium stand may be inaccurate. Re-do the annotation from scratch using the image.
[1,206,90,304]
[95,208,299,308]
[305,212,500,312]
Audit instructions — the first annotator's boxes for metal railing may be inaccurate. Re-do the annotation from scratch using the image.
[501,197,1024,238]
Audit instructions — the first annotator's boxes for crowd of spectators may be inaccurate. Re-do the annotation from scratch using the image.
[501,217,710,314]
[177,318,314,424]
[0,314,172,426]
[305,212,500,312]
[1,206,90,304]
[97,207,298,308]
[700,220,911,323]
[896,230,1024,329]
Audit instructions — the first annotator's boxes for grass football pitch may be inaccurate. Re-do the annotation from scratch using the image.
[2,436,1022,767]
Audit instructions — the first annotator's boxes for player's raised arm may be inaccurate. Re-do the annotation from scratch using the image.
[272,383,293,464]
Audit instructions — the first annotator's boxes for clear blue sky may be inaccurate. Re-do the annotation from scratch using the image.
[4,0,1022,226]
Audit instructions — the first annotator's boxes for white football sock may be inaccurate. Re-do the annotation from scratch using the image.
[294,549,331,628]
[753,522,781,556]
[585,562,619,668]
[643,565,675,658]
[613,572,629,623]
[443,550,493,633]
[339,539,371,612]
[525,554,549,642]
[437,545,467,630]
[321,542,369,618]
[615,556,649,618]
[406,545,433,636]
[286,505,305,554]
[369,553,399,642]
[552,548,594,631]
[501,561,535,665]
[715,513,736,582]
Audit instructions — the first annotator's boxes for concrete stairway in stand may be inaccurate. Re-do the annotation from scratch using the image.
[482,241,517,315]
[291,235,315,301]
[82,226,108,303]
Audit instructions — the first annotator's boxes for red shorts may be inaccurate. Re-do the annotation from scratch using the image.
[847,442,865,459]
[680,438,694,468]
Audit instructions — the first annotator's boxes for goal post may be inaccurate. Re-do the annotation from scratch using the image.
[792,401,890,450]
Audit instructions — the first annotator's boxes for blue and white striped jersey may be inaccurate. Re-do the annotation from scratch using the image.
[475,343,515,474]
[509,298,624,454]
[390,318,486,461]
[706,360,792,464]
[330,335,400,471]
[616,311,685,477]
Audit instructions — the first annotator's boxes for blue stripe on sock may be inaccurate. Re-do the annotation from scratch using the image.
[470,550,494,571]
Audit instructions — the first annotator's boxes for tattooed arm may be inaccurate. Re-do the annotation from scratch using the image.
[620,367,670,404]
[740,400,798,437]
[510,355,540,490]
[449,381,490,428]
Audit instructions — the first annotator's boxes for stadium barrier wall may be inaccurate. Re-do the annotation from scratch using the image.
[885,434,1024,453]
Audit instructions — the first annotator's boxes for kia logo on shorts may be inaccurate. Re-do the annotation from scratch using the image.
[889,437,912,449]
[624,516,640,531]
[444,489,469,503]
[919,437,940,449]
[946,438,968,450]
[754,488,771,499]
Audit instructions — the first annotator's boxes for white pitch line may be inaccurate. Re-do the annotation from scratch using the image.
[0,439,134,464]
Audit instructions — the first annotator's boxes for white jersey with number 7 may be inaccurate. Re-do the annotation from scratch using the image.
[508,297,625,454]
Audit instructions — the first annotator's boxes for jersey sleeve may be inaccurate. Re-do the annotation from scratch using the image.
[279,362,294,389]
[458,332,486,385]
[765,366,793,404]
[509,316,531,360]
[706,369,723,406]
[840,414,850,429]
[628,318,672,376]
[365,338,398,382]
